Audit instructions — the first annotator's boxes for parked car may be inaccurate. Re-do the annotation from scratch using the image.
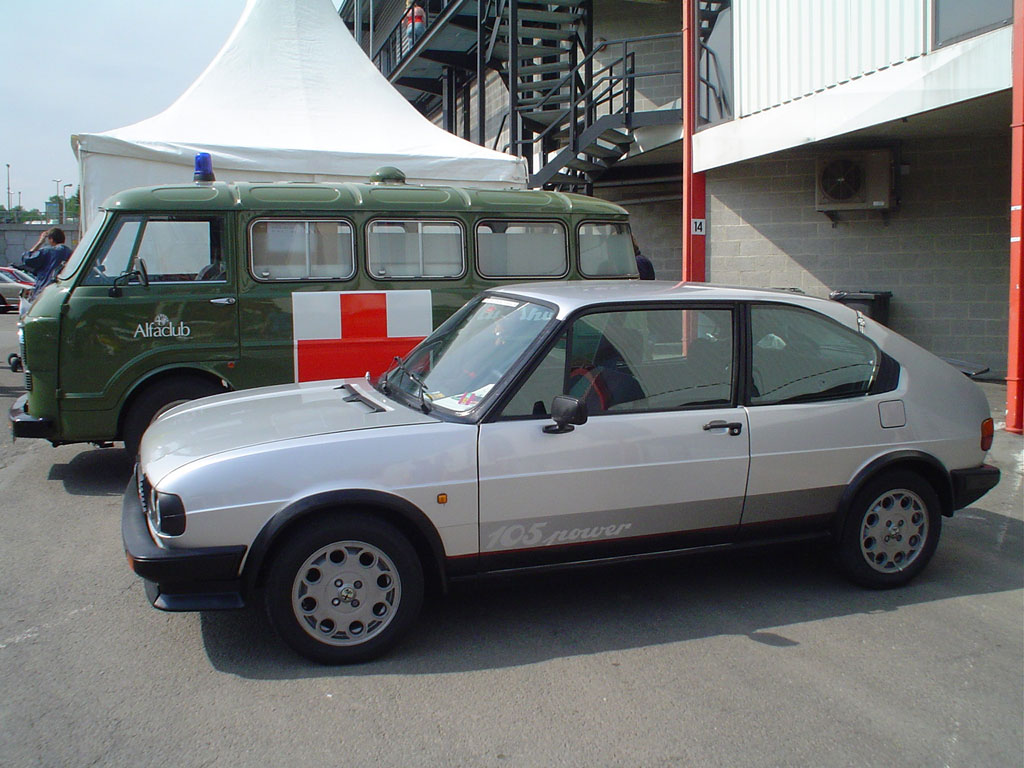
[0,266,34,286]
[0,271,29,313]
[123,281,1000,663]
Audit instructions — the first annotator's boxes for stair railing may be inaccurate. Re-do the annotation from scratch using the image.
[510,33,681,169]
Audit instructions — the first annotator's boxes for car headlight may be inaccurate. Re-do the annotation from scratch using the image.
[153,491,186,536]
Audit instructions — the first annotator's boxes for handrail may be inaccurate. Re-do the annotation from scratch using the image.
[512,33,682,164]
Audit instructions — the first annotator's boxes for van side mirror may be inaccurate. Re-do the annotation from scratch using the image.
[108,260,149,297]
[543,395,587,434]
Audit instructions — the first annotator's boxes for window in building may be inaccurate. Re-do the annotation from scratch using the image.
[934,0,1012,48]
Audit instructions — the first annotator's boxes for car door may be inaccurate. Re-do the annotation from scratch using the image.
[477,303,750,569]
[740,302,895,536]
[61,214,239,411]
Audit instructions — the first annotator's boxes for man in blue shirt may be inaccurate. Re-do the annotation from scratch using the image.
[22,227,72,303]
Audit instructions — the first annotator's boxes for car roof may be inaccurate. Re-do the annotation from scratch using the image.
[487,280,859,322]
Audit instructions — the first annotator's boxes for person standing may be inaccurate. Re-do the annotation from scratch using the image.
[21,227,72,310]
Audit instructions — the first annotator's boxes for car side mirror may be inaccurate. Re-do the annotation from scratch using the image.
[543,395,587,434]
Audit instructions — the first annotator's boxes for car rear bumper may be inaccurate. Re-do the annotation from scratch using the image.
[950,464,1001,511]
[122,473,247,611]
[9,394,54,440]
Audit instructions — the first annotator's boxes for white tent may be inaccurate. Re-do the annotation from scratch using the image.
[72,0,526,229]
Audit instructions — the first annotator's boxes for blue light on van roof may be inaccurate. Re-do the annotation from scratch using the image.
[193,153,215,183]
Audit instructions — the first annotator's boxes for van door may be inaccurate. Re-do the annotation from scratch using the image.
[60,214,239,431]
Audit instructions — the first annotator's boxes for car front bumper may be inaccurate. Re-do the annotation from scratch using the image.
[122,472,248,611]
[950,464,1001,511]
[9,394,54,440]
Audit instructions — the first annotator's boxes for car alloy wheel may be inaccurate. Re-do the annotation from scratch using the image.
[265,515,423,664]
[858,488,928,573]
[292,539,402,646]
[837,470,941,589]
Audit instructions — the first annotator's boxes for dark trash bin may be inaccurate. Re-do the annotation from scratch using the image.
[829,290,892,325]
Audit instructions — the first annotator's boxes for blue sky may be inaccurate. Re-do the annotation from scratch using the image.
[1,1,250,210]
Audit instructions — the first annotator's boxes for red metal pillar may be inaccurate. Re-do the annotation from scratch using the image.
[1008,0,1024,433]
[681,0,706,283]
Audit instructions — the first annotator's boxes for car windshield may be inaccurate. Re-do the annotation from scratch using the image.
[57,215,106,281]
[382,295,556,414]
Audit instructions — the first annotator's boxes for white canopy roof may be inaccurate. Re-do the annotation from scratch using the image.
[72,0,526,229]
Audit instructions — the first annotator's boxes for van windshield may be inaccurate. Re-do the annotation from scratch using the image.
[382,295,556,415]
[57,215,107,281]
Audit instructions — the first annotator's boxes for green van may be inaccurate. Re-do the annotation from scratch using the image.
[10,169,638,453]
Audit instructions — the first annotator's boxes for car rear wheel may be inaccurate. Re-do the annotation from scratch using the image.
[264,515,424,664]
[837,471,941,589]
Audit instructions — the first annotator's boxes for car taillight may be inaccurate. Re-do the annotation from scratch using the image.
[981,418,994,452]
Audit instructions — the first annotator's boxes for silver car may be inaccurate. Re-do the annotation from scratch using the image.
[124,281,1000,663]
[0,271,28,313]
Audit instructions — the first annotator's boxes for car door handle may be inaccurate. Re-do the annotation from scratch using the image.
[210,297,236,305]
[703,420,743,436]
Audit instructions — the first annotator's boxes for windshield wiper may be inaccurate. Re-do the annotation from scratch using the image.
[391,355,431,414]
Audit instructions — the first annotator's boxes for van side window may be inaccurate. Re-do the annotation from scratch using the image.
[367,220,464,279]
[250,220,355,281]
[579,223,640,277]
[476,221,567,278]
[82,216,224,284]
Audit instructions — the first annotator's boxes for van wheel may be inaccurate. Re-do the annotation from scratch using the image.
[265,515,424,664]
[836,471,941,589]
[122,377,225,456]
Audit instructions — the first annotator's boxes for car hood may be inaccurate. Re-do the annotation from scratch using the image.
[139,378,437,480]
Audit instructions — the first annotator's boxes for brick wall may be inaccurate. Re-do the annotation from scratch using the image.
[707,136,1011,374]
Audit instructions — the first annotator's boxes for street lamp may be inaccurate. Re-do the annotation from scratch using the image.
[63,183,72,224]
[52,179,62,224]
[5,163,10,213]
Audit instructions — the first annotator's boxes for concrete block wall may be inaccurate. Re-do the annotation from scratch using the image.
[706,136,1011,374]
[0,224,80,267]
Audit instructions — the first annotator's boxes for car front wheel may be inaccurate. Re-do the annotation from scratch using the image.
[837,471,942,589]
[265,515,424,664]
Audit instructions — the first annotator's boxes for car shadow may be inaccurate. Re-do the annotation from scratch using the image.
[199,506,1023,678]
[48,446,133,496]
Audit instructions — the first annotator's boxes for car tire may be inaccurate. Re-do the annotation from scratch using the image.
[0,296,8,313]
[836,471,942,589]
[122,377,225,456]
[264,515,424,664]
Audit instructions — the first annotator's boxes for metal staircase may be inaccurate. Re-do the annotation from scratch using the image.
[352,0,683,191]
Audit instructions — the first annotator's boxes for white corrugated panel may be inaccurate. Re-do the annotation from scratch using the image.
[734,0,927,117]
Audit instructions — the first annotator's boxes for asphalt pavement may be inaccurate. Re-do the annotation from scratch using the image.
[0,310,1020,767]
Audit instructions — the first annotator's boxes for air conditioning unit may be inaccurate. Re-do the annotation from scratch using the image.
[815,150,893,212]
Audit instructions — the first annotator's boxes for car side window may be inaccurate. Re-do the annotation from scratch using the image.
[501,307,734,418]
[476,220,567,278]
[82,217,225,285]
[749,304,880,405]
[251,219,355,281]
[367,220,464,279]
